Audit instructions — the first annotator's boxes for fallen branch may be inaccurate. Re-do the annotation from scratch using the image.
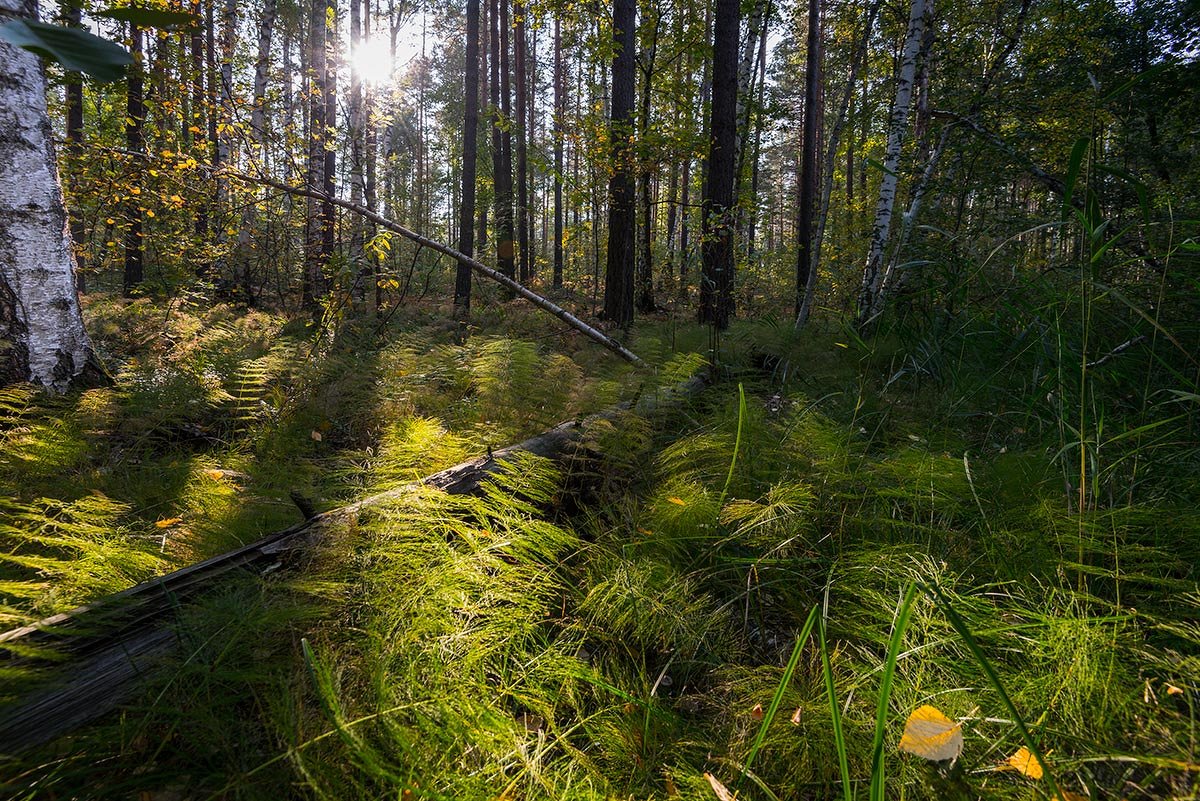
[224,169,646,368]
[0,372,706,753]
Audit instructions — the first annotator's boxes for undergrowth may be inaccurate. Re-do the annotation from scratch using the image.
[1,293,1198,800]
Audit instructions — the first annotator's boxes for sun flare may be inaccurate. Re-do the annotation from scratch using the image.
[350,37,396,83]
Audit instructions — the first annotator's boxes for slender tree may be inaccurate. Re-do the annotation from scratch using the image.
[552,15,564,288]
[515,0,530,283]
[856,0,927,327]
[123,21,144,296]
[794,0,821,320]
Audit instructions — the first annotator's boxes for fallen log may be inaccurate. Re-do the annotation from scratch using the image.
[0,372,706,754]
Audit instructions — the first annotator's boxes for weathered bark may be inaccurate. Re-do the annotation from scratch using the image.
[0,369,700,752]
[62,2,86,286]
[603,0,636,325]
[321,0,338,277]
[0,0,104,391]
[455,0,481,315]
[699,0,739,329]
[855,0,927,328]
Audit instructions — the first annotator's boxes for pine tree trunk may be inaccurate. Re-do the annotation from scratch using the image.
[236,0,276,302]
[552,16,564,288]
[0,0,104,391]
[515,0,530,284]
[602,0,636,325]
[699,0,738,329]
[491,0,515,281]
[456,0,482,314]
[794,0,822,322]
[302,0,327,310]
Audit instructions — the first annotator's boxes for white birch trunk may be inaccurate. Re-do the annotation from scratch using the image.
[856,0,927,327]
[0,0,103,392]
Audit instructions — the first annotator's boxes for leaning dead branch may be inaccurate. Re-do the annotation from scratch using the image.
[224,169,646,367]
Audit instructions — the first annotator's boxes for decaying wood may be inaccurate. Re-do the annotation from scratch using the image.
[0,373,705,754]
[224,169,646,368]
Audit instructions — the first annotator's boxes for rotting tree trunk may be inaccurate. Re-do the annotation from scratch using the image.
[855,0,926,329]
[0,371,704,752]
[0,0,105,392]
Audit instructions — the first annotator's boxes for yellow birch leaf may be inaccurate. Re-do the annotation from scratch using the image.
[898,705,963,762]
[155,517,183,528]
[667,496,687,506]
[1005,746,1044,779]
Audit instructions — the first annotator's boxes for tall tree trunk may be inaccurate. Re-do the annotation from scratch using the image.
[123,22,145,296]
[603,0,636,325]
[515,0,530,283]
[552,15,564,288]
[856,0,927,328]
[455,0,481,314]
[491,0,515,281]
[62,1,86,288]
[794,0,821,324]
[746,18,768,256]
[0,0,104,391]
[322,0,338,281]
[190,0,208,275]
[635,9,660,314]
[699,0,738,329]
[236,0,276,302]
[347,0,365,303]
[302,0,328,309]
[799,0,881,327]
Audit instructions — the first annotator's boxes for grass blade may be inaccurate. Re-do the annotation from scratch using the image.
[819,613,854,801]
[868,582,919,801]
[742,605,821,782]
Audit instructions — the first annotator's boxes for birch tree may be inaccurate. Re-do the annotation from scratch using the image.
[855,0,927,328]
[0,0,104,391]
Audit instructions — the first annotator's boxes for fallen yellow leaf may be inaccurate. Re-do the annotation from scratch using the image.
[750,703,764,720]
[667,496,687,506]
[155,517,183,528]
[704,772,736,801]
[1005,746,1044,779]
[898,705,963,762]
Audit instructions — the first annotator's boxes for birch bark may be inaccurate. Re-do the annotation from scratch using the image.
[0,0,104,391]
[855,0,927,328]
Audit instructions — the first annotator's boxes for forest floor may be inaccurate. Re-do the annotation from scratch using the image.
[1,294,1198,800]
